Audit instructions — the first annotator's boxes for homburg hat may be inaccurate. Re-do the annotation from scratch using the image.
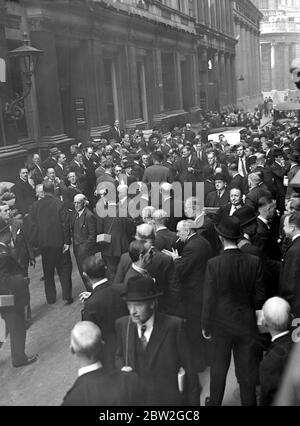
[122,276,163,302]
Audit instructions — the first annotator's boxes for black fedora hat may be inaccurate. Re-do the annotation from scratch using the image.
[272,148,283,157]
[0,218,9,235]
[215,216,243,240]
[213,172,228,183]
[122,276,163,302]
[233,206,257,227]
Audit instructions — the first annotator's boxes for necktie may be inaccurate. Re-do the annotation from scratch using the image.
[140,324,147,350]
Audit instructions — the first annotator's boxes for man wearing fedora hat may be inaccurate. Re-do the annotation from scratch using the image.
[0,218,38,367]
[202,216,265,406]
[115,275,200,406]
[205,173,230,208]
[42,147,60,171]
[233,206,260,256]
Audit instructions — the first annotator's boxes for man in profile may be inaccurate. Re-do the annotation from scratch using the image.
[62,321,140,406]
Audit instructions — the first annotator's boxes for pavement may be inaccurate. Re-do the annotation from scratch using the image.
[0,254,241,406]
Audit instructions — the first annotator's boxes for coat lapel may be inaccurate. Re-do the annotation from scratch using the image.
[144,313,168,369]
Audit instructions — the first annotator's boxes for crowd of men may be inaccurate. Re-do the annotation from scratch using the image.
[1,113,300,406]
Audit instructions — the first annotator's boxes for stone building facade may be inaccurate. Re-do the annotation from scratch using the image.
[252,0,300,98]
[0,0,263,180]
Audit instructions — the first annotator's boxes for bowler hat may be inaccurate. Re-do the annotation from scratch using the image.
[0,218,9,235]
[288,151,300,163]
[122,276,163,302]
[213,172,228,183]
[215,216,243,240]
[123,160,134,169]
[233,206,257,227]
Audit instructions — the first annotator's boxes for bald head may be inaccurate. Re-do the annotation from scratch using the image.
[136,223,155,242]
[70,321,103,361]
[263,297,291,333]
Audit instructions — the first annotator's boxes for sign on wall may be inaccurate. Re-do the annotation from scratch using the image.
[74,97,87,128]
[0,58,6,83]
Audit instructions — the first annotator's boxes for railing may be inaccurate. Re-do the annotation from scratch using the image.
[261,21,300,33]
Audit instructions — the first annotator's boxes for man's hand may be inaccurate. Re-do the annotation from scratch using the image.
[63,244,70,254]
[30,258,36,268]
[202,329,212,341]
[187,167,194,173]
[79,292,92,303]
[121,366,133,373]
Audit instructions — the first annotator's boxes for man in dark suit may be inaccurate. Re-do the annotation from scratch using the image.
[42,147,60,171]
[107,120,123,143]
[114,224,177,315]
[286,151,300,198]
[271,148,287,215]
[174,146,203,188]
[62,171,82,217]
[123,240,153,287]
[280,211,300,317]
[172,220,212,372]
[72,194,97,290]
[82,146,96,207]
[11,168,36,217]
[96,160,117,187]
[54,152,68,185]
[0,218,37,367]
[115,276,200,406]
[62,321,140,406]
[80,256,128,368]
[205,173,230,208]
[31,153,45,186]
[184,123,196,143]
[253,153,275,196]
[97,202,135,282]
[254,195,281,298]
[259,297,293,406]
[236,144,250,177]
[68,152,88,196]
[245,172,271,212]
[202,216,265,406]
[143,151,172,185]
[153,209,177,251]
[227,162,245,193]
[28,181,73,305]
[216,187,244,224]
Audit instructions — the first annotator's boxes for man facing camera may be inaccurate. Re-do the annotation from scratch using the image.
[62,321,140,406]
[115,276,200,406]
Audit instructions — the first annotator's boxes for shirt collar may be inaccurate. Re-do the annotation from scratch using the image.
[132,263,147,274]
[258,215,269,227]
[271,331,290,343]
[77,207,86,218]
[92,278,108,290]
[187,232,197,241]
[292,233,300,242]
[156,226,167,232]
[137,314,154,341]
[224,245,238,251]
[78,362,102,377]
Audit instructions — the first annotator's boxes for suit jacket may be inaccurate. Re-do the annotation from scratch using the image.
[28,194,71,249]
[202,249,265,336]
[10,216,35,272]
[68,160,88,195]
[154,228,177,252]
[82,281,128,368]
[62,184,81,212]
[72,207,97,256]
[62,368,141,406]
[54,163,68,184]
[174,155,203,183]
[114,249,177,314]
[107,125,123,143]
[142,165,171,185]
[174,233,212,320]
[0,244,29,308]
[31,164,45,186]
[227,173,245,193]
[97,211,135,258]
[271,161,286,197]
[253,165,275,196]
[42,156,57,171]
[205,189,230,208]
[279,237,300,316]
[82,156,96,194]
[115,313,200,406]
[259,333,293,406]
[245,186,271,211]
[11,178,36,216]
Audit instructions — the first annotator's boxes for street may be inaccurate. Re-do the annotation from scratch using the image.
[0,251,240,406]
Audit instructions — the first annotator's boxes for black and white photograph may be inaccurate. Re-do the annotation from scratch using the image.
[0,0,300,408]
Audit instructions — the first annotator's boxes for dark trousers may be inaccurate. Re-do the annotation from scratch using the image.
[2,304,27,366]
[41,247,72,304]
[102,255,120,283]
[183,317,207,373]
[74,244,90,291]
[209,334,257,406]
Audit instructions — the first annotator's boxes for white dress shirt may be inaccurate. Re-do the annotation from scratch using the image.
[78,362,102,377]
[137,314,154,343]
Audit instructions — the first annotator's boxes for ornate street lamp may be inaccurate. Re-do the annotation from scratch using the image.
[5,33,43,120]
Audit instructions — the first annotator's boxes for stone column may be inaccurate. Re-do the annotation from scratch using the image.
[29,24,64,139]
[241,23,248,99]
[230,55,237,105]
[213,52,220,110]
[175,52,183,110]
[225,54,232,105]
[153,46,164,113]
[271,42,276,91]
[284,43,290,91]
[219,52,226,107]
